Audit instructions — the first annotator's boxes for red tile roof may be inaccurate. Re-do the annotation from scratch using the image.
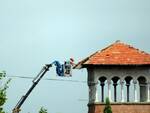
[74,41,150,68]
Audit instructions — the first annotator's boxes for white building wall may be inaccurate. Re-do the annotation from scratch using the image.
[87,66,150,104]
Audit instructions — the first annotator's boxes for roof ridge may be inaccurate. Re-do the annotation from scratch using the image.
[104,40,150,56]
[97,40,125,53]
[118,41,150,56]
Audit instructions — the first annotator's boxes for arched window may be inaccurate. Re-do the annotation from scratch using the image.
[138,76,147,102]
[99,76,107,102]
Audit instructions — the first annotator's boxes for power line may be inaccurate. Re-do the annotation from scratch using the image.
[5,76,149,86]
[6,75,87,83]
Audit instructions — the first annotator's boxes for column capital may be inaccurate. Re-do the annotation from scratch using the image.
[88,81,98,86]
[107,80,111,85]
[113,83,118,86]
[133,80,137,84]
[126,83,130,86]
[100,82,105,86]
[147,82,150,85]
[120,81,125,85]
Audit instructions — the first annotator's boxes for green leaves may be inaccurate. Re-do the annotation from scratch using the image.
[0,71,6,80]
[39,107,48,113]
[0,71,10,113]
[103,97,112,113]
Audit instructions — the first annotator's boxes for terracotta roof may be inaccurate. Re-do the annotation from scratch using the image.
[74,41,150,69]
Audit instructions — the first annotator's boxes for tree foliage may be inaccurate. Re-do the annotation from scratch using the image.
[103,97,112,113]
[39,107,48,113]
[0,71,11,113]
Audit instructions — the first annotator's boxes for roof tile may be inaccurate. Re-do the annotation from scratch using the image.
[74,41,150,68]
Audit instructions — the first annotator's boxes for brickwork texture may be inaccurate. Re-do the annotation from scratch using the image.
[88,103,150,113]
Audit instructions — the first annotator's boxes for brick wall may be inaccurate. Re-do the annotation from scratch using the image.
[88,103,150,113]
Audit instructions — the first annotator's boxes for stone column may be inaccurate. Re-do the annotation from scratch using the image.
[113,83,117,102]
[88,82,98,103]
[95,85,99,102]
[126,83,130,102]
[107,80,111,101]
[133,80,138,102]
[147,82,150,102]
[120,80,124,102]
[100,82,105,102]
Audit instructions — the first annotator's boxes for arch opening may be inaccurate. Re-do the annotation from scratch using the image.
[99,76,107,102]
[138,76,147,102]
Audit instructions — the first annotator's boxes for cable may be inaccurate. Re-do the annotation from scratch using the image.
[6,75,87,83]
[5,75,149,86]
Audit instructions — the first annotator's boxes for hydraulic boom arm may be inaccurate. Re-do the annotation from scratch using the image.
[12,64,52,113]
[12,59,73,113]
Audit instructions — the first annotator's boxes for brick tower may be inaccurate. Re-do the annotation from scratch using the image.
[74,41,150,113]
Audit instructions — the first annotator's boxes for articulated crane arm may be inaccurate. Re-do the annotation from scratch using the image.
[12,59,73,113]
[12,64,52,113]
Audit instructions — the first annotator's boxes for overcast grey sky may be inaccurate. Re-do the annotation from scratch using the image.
[1,0,150,113]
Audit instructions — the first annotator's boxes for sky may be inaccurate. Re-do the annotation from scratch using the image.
[0,0,150,113]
